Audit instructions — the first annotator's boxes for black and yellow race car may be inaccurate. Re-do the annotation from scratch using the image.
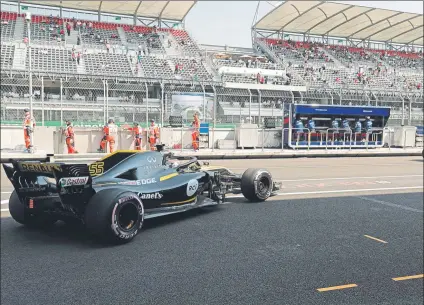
[3,149,281,244]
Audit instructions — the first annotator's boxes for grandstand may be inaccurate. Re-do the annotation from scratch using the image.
[0,0,422,128]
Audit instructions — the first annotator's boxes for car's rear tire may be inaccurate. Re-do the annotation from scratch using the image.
[241,168,273,202]
[8,190,57,228]
[84,189,144,244]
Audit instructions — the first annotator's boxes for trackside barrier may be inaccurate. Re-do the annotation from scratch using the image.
[282,128,311,150]
[1,125,419,154]
[234,126,283,150]
[324,128,353,150]
[365,127,390,150]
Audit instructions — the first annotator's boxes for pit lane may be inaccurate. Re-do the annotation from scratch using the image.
[1,156,423,305]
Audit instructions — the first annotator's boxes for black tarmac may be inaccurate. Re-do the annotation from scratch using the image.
[1,157,423,305]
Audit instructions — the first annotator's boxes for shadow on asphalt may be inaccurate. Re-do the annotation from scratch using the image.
[1,206,222,248]
[2,192,422,247]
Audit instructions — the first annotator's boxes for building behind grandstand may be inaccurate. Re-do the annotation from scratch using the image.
[0,0,422,128]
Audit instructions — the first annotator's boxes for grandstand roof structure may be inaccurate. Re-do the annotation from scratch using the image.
[254,1,424,46]
[12,0,196,21]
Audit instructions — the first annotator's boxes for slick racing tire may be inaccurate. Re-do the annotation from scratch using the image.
[8,190,57,228]
[84,189,144,244]
[241,168,273,202]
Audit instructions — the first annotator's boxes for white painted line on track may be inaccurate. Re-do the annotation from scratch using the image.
[226,163,420,170]
[357,196,424,213]
[226,186,423,198]
[277,175,423,182]
[1,192,13,194]
[1,187,422,211]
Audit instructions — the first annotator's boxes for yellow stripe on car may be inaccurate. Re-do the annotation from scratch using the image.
[161,197,196,205]
[160,173,179,181]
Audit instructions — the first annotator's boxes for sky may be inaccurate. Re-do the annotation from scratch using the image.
[184,1,424,48]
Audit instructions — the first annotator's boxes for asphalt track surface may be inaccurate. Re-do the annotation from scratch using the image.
[1,156,423,305]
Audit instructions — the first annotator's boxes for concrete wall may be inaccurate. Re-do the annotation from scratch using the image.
[1,126,283,153]
[1,126,55,152]
[4,125,410,153]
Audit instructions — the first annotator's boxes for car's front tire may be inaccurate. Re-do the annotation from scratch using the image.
[84,189,144,244]
[8,190,57,228]
[241,168,273,202]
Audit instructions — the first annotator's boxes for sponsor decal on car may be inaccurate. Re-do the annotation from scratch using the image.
[119,181,141,186]
[140,178,157,185]
[186,179,199,196]
[59,176,89,187]
[18,162,62,173]
[118,178,157,185]
[137,192,163,200]
[118,195,138,204]
[147,156,157,163]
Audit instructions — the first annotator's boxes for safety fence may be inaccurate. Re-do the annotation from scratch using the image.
[1,75,423,128]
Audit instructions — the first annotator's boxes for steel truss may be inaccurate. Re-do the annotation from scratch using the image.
[252,29,424,53]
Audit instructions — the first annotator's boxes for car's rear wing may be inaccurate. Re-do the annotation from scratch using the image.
[3,161,95,207]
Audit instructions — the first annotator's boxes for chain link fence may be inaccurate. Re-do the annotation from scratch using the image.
[1,75,423,128]
[215,87,251,125]
[374,92,406,126]
[1,78,32,124]
[163,83,211,126]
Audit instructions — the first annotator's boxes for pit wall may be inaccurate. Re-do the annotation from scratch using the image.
[0,125,415,154]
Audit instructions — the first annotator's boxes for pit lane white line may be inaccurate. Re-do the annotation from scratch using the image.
[356,196,424,213]
[277,175,423,182]
[1,186,422,212]
[226,163,421,170]
[226,186,423,199]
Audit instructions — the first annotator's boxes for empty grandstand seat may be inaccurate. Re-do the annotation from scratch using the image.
[84,53,132,76]
[172,58,211,80]
[1,45,15,69]
[26,48,77,73]
[1,12,16,39]
[169,29,201,56]
[139,56,174,79]
[80,26,120,46]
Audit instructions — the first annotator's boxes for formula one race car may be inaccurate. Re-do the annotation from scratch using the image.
[3,150,281,244]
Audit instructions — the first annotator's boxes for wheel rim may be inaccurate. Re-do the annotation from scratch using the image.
[257,176,271,197]
[117,202,139,231]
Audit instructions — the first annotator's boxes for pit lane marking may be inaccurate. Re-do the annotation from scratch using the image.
[392,274,424,281]
[317,283,358,292]
[356,196,424,213]
[364,235,388,244]
[276,175,423,182]
[226,186,423,199]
